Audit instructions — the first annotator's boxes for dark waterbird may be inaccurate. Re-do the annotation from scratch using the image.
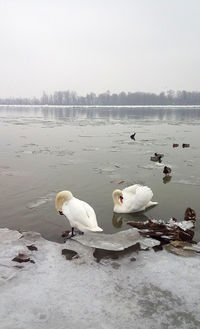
[130,133,136,140]
[163,166,171,175]
[184,207,196,221]
[182,143,190,148]
[150,153,163,163]
[155,153,164,158]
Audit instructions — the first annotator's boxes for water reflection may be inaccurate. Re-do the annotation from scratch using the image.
[163,176,172,184]
[1,105,200,123]
[112,212,149,229]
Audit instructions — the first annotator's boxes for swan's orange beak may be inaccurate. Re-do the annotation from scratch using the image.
[119,196,123,203]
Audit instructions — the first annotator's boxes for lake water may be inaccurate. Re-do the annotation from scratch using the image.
[0,105,200,242]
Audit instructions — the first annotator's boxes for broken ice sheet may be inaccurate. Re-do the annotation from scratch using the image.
[72,228,160,251]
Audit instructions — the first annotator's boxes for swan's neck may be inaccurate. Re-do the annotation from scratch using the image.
[55,191,73,211]
[113,191,122,206]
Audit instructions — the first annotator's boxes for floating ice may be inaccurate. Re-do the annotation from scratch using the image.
[82,147,99,151]
[27,193,55,209]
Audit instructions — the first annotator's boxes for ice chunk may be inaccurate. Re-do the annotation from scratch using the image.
[73,229,140,250]
[72,228,160,251]
[139,238,160,249]
[0,228,21,242]
[27,193,54,209]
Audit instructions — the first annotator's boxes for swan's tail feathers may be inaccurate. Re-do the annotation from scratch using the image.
[90,226,103,232]
[146,201,158,208]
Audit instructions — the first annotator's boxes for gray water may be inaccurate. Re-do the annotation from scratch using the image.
[0,105,200,242]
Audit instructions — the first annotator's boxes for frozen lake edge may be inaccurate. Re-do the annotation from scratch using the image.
[0,228,200,329]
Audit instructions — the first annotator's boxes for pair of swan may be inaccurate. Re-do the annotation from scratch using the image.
[55,185,158,237]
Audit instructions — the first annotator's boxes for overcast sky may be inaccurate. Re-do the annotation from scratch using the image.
[0,0,200,97]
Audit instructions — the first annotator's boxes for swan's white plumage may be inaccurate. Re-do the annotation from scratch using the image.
[112,184,158,213]
[56,191,103,232]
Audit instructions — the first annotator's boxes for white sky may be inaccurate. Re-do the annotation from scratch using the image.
[0,0,200,97]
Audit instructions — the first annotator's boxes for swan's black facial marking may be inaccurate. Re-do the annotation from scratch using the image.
[59,211,64,215]
[119,196,123,203]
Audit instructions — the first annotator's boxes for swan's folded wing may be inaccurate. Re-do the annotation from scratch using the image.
[123,184,141,195]
[81,200,97,222]
[81,201,103,231]
[63,198,100,231]
[133,186,153,210]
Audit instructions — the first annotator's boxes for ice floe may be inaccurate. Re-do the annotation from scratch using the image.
[27,193,55,209]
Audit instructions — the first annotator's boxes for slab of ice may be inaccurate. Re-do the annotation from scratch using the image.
[73,228,160,251]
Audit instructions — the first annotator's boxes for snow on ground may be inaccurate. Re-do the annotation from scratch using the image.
[0,228,200,329]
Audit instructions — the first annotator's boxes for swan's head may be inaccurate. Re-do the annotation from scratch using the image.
[112,189,124,205]
[55,190,73,215]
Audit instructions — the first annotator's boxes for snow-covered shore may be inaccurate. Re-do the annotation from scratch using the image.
[0,228,200,329]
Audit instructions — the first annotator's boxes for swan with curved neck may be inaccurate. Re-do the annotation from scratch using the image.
[112,184,158,214]
[55,190,103,236]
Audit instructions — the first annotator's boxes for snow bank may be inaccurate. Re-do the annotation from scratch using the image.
[0,228,200,329]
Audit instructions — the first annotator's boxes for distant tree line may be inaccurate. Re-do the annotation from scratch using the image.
[1,90,200,105]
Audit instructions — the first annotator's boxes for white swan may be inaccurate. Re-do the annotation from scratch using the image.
[112,184,158,213]
[55,191,103,236]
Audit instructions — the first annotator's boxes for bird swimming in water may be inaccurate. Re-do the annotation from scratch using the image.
[154,153,164,158]
[184,207,196,221]
[163,166,171,175]
[55,190,103,238]
[130,133,136,140]
[150,153,163,163]
[112,184,158,213]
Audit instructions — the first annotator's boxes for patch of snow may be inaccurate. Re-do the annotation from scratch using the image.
[0,228,200,329]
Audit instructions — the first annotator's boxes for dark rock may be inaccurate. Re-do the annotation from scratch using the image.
[153,244,163,252]
[130,257,136,261]
[111,262,121,269]
[12,255,30,263]
[61,249,79,260]
[173,143,179,148]
[182,143,190,148]
[27,245,38,251]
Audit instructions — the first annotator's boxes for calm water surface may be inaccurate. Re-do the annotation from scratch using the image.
[0,106,200,242]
